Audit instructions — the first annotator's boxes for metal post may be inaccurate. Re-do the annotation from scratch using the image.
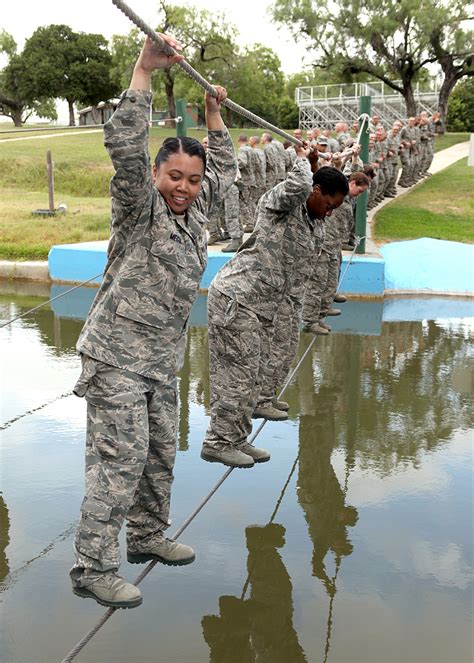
[46,150,55,213]
[175,98,186,137]
[355,95,371,254]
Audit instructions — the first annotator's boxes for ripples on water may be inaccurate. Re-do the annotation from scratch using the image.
[0,284,473,663]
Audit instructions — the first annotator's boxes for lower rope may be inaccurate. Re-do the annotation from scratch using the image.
[0,272,102,330]
[0,391,73,431]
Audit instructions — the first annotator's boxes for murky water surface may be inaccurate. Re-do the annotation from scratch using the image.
[0,282,473,663]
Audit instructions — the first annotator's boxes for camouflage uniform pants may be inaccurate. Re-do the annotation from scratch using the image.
[239,185,254,228]
[258,296,300,407]
[249,186,263,220]
[398,151,411,185]
[71,355,177,576]
[386,159,399,194]
[204,288,273,449]
[224,183,242,239]
[303,250,339,325]
[423,141,434,173]
[367,174,378,207]
[207,200,225,237]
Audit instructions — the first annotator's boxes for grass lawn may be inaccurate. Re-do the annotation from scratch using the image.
[373,158,474,245]
[0,125,471,259]
[433,132,470,152]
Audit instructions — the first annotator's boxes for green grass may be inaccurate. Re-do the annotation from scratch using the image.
[373,158,474,244]
[433,132,470,153]
[0,126,471,259]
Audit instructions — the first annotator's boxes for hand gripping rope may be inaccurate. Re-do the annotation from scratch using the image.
[111,0,303,146]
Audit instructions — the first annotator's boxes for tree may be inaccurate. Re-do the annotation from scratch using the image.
[278,95,299,129]
[0,30,57,126]
[20,25,120,125]
[447,78,474,131]
[426,1,474,121]
[110,2,237,119]
[222,45,285,127]
[271,0,473,121]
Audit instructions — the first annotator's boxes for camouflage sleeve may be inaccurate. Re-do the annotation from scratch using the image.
[104,90,153,246]
[264,157,313,213]
[195,127,237,216]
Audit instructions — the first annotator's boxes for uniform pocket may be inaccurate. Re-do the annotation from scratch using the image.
[73,354,99,398]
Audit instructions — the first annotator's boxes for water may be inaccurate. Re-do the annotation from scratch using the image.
[0,282,473,663]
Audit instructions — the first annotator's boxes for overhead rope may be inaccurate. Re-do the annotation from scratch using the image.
[112,0,305,146]
[60,237,363,663]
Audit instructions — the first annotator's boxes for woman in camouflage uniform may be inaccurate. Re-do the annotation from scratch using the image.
[70,34,237,609]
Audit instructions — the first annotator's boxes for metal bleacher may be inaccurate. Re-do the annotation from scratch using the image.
[295,80,439,129]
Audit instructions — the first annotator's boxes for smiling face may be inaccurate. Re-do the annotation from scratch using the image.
[152,152,204,214]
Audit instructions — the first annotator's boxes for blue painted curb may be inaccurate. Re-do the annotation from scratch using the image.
[49,241,386,296]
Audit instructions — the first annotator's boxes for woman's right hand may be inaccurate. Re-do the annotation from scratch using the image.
[135,35,184,74]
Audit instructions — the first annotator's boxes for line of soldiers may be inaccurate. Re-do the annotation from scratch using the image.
[204,111,442,250]
[366,111,442,209]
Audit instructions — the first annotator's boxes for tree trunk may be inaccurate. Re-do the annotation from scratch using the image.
[68,99,76,126]
[402,84,417,117]
[12,108,23,127]
[164,71,176,119]
[437,74,457,131]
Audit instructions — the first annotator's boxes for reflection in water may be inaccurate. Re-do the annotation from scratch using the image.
[0,495,11,583]
[202,524,307,663]
[1,287,472,662]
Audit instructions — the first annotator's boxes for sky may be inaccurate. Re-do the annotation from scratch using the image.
[2,0,311,74]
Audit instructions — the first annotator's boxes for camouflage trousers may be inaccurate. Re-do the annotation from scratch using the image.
[367,174,378,207]
[303,251,339,325]
[224,183,242,239]
[385,159,399,194]
[71,355,178,576]
[423,142,434,174]
[204,288,275,449]
[207,200,225,237]
[257,297,300,407]
[398,151,411,185]
[239,185,254,228]
[249,186,265,221]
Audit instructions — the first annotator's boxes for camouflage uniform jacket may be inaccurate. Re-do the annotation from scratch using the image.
[263,141,279,182]
[274,140,287,180]
[77,90,236,381]
[238,144,256,186]
[386,131,401,160]
[212,158,323,320]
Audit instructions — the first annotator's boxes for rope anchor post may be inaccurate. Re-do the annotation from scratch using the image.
[175,99,187,138]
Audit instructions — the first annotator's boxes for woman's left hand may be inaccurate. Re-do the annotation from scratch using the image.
[205,86,227,114]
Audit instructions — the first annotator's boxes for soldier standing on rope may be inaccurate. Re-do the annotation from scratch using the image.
[201,161,348,468]
[70,34,236,609]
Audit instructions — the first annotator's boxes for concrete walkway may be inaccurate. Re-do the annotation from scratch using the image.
[0,129,102,143]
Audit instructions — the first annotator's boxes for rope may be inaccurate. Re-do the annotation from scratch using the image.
[111,0,304,146]
[0,272,102,330]
[60,238,363,662]
[0,391,73,431]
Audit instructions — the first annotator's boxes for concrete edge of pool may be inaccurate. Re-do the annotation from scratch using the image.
[0,237,473,298]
